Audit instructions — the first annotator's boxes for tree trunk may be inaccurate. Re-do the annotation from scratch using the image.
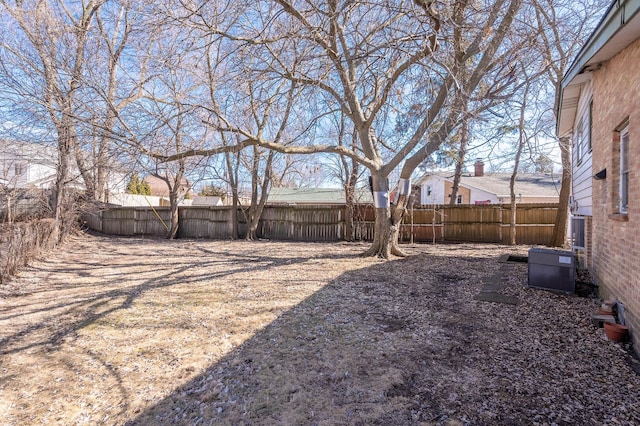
[52,121,73,242]
[245,205,261,241]
[362,171,398,257]
[74,141,96,200]
[6,195,12,224]
[344,191,355,241]
[226,152,239,239]
[384,150,438,257]
[230,188,239,239]
[343,161,358,242]
[362,206,394,257]
[246,174,271,240]
[389,190,411,257]
[245,184,270,240]
[246,149,273,240]
[449,109,470,205]
[509,196,517,245]
[510,77,530,245]
[341,124,359,242]
[167,190,180,239]
[549,136,571,247]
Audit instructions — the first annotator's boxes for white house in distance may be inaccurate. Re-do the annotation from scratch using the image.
[110,175,196,207]
[0,140,58,188]
[416,160,561,205]
[192,196,224,206]
[267,187,374,205]
[0,140,127,194]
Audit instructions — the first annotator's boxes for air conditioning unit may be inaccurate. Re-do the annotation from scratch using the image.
[527,248,576,293]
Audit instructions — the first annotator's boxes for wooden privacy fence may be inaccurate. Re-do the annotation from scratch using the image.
[396,204,558,245]
[83,203,559,245]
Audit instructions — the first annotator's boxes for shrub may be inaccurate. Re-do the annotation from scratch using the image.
[0,219,57,284]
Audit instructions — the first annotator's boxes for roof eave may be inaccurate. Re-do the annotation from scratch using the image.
[557,0,640,137]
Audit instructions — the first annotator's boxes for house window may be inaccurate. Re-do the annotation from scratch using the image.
[456,195,463,204]
[14,163,25,176]
[587,101,593,152]
[575,104,591,164]
[571,217,585,249]
[620,124,629,213]
[575,122,582,161]
[427,185,432,196]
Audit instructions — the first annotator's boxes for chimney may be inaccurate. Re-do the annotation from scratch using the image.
[474,159,485,177]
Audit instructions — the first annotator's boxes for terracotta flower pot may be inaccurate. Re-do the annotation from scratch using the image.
[604,322,628,342]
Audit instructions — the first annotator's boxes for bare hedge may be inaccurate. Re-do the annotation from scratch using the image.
[0,219,57,284]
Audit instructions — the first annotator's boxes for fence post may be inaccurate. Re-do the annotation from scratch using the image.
[499,205,503,243]
[410,204,414,244]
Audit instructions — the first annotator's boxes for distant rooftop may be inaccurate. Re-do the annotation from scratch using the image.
[268,187,373,204]
[143,175,190,197]
[1,140,57,165]
[419,172,562,198]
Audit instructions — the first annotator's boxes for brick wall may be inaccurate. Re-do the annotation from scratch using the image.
[591,38,640,350]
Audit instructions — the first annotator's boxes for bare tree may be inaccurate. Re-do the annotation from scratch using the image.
[448,103,471,206]
[199,25,304,240]
[336,124,362,241]
[533,0,610,247]
[78,0,145,202]
[110,14,210,239]
[181,0,525,257]
[508,72,532,245]
[386,0,524,256]
[0,142,29,223]
[0,0,106,239]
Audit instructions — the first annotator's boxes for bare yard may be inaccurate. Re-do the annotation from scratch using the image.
[0,234,638,425]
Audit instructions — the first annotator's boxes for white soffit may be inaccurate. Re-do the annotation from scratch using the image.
[557,0,640,137]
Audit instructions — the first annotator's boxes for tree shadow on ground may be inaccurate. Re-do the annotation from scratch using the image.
[1,237,354,422]
[125,248,640,425]
[0,241,341,356]
[4,239,638,425]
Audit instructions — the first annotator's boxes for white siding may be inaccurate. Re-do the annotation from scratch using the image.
[420,176,446,204]
[0,142,124,191]
[571,82,593,216]
[109,193,195,207]
[26,163,57,188]
[469,188,499,204]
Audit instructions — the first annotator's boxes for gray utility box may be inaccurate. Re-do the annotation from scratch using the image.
[527,248,576,293]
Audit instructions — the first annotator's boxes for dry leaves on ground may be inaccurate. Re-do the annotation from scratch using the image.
[0,234,638,425]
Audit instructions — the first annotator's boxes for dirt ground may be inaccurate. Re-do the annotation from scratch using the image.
[1,233,639,425]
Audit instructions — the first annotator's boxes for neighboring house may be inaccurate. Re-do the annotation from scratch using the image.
[112,175,191,207]
[109,193,197,207]
[192,196,224,206]
[110,185,220,208]
[557,0,640,351]
[416,161,561,205]
[108,193,165,207]
[0,140,127,196]
[143,175,191,198]
[0,140,58,188]
[267,187,374,205]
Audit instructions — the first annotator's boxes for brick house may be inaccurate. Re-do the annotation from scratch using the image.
[557,0,640,350]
